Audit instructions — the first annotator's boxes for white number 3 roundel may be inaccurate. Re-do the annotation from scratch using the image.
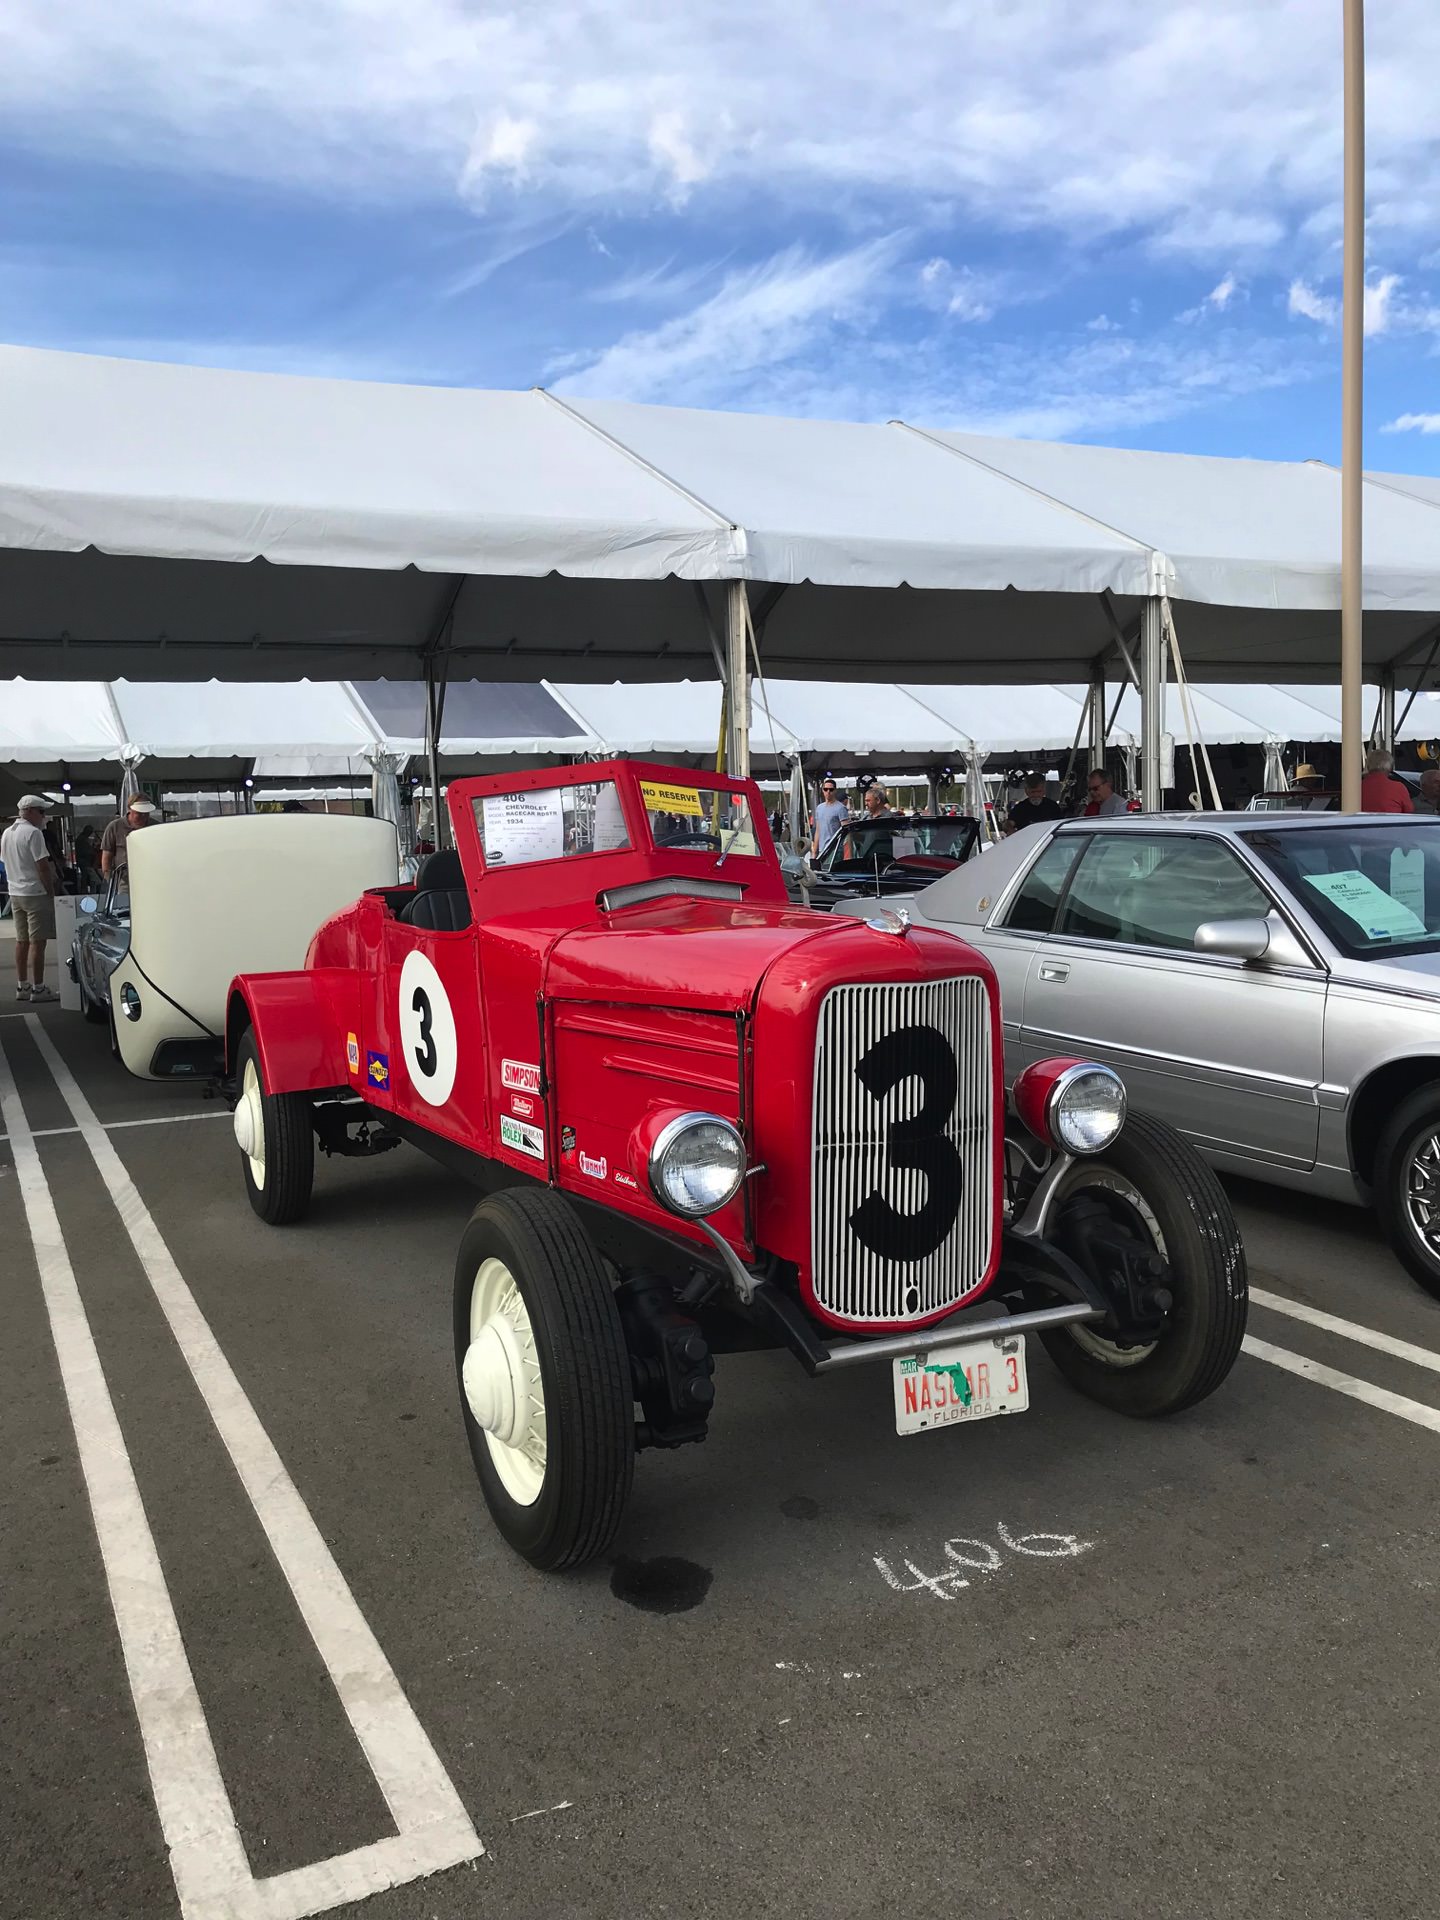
[398,950,458,1106]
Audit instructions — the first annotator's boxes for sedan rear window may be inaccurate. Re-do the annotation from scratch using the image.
[1242,823,1440,959]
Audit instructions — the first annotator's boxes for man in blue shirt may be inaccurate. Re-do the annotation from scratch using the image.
[810,777,850,856]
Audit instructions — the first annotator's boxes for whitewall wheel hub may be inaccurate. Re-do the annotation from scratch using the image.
[236,1058,266,1189]
[465,1256,547,1506]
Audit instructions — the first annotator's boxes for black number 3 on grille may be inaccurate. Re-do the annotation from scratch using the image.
[847,1023,963,1261]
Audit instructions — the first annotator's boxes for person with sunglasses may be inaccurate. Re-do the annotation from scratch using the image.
[1083,766,1129,817]
[811,777,850,856]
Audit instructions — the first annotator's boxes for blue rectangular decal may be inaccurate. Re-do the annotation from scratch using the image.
[366,1050,390,1089]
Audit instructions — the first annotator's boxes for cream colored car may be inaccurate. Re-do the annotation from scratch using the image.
[89,814,398,1081]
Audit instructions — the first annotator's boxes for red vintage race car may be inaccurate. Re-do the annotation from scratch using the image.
[226,761,1247,1571]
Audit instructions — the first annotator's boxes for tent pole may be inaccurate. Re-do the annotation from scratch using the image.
[1140,597,1164,810]
[1377,667,1395,754]
[1088,663,1106,768]
[1340,0,1365,812]
[424,654,447,849]
[725,581,751,778]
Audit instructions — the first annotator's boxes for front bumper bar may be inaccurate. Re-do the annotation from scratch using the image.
[812,1302,1098,1373]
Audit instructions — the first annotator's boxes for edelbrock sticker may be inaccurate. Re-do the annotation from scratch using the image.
[501,1059,542,1095]
[614,1171,638,1190]
[500,1114,545,1160]
[579,1152,607,1180]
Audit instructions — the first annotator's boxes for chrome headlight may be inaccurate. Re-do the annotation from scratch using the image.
[1050,1064,1126,1155]
[648,1111,746,1217]
[119,983,142,1023]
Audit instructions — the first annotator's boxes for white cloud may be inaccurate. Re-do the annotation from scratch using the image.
[1384,413,1440,434]
[915,256,1000,321]
[1288,278,1338,325]
[1365,272,1401,336]
[1086,314,1119,331]
[1207,273,1239,310]
[4,1,1439,264]
[550,235,904,404]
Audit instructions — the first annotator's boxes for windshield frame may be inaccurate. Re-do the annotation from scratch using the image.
[1240,819,1440,963]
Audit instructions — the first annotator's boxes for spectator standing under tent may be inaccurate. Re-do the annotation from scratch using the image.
[1414,770,1440,815]
[1,796,61,1003]
[1009,771,1064,830]
[810,777,849,855]
[1083,768,1128,817]
[101,795,158,883]
[1360,749,1414,814]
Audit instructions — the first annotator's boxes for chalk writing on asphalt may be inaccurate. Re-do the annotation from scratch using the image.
[871,1520,1095,1602]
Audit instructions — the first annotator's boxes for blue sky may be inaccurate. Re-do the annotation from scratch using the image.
[4,0,1439,471]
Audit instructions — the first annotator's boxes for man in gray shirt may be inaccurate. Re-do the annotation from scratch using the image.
[1414,770,1440,815]
[1084,767,1130,817]
[811,778,850,855]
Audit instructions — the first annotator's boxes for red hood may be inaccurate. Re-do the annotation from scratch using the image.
[544,897,866,1012]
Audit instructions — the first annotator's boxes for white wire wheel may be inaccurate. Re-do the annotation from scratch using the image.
[452,1186,635,1571]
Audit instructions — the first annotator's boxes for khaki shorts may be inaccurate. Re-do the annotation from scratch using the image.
[10,896,57,942]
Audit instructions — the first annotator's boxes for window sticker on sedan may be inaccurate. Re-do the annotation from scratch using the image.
[1303,869,1426,940]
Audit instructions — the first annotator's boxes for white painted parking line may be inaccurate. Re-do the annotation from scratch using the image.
[0,1111,230,1145]
[13,1018,484,1919]
[1244,1335,1440,1437]
[1250,1284,1440,1379]
[0,1029,255,1915]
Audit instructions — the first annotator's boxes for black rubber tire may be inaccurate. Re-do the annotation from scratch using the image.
[453,1186,634,1572]
[1038,1111,1248,1416]
[107,1003,121,1060]
[234,1028,314,1226]
[81,982,108,1025]
[1374,1084,1440,1302]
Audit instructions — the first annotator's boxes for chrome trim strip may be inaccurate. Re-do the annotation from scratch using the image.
[815,1302,1098,1371]
[1023,1024,1319,1094]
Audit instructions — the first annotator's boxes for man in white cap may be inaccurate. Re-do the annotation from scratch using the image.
[1,796,61,1003]
[101,794,157,884]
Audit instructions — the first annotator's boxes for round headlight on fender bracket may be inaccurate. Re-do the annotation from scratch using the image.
[1014,1058,1126,1156]
[119,983,142,1023]
[646,1110,746,1218]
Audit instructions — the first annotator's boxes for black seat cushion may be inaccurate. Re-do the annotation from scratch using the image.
[405,888,471,931]
[397,846,471,929]
[415,847,463,892]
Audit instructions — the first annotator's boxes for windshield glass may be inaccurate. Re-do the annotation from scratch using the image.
[474,781,630,867]
[909,818,974,858]
[640,779,759,858]
[1242,823,1440,959]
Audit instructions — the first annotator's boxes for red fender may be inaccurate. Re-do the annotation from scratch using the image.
[227,971,350,1095]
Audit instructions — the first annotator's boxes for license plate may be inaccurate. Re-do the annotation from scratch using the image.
[893,1334,1029,1435]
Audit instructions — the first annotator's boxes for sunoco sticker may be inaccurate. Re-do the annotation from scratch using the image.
[500,1114,545,1160]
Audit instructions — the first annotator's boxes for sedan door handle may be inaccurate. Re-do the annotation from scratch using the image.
[1038,962,1069,982]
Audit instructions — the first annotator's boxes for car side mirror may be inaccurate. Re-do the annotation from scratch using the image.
[1194,915,1309,968]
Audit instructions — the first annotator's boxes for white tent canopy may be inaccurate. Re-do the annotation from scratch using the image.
[3,345,1440,689]
[6,678,1438,786]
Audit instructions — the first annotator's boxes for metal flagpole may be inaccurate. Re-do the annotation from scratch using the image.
[1340,0,1365,812]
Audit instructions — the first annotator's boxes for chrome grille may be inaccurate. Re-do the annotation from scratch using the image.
[811,976,993,1324]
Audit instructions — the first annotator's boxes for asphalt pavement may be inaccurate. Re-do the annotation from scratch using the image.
[4,958,1440,1920]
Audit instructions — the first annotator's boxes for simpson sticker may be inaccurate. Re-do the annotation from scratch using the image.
[579,1152,607,1180]
[502,1059,542,1095]
[500,1114,545,1160]
[509,1093,535,1119]
[346,1032,360,1074]
[366,1051,390,1089]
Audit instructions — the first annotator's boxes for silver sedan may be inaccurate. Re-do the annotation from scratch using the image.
[836,812,1440,1300]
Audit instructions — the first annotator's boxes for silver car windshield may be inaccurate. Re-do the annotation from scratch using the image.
[1242,823,1440,960]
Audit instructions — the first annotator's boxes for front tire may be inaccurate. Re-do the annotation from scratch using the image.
[232,1029,314,1225]
[1039,1112,1247,1416]
[1375,1084,1440,1301]
[454,1186,634,1571]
